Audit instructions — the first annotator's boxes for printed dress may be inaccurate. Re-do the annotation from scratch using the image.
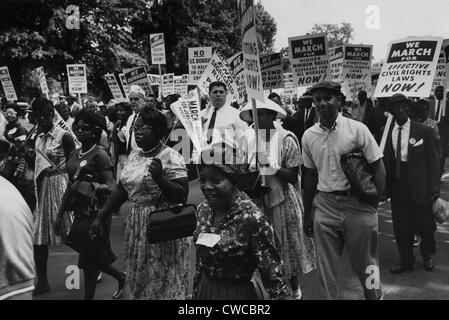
[193,191,288,300]
[34,126,72,246]
[244,127,316,280]
[120,146,192,300]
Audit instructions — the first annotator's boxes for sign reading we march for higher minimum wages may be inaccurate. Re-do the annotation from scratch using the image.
[288,33,330,87]
[374,36,443,98]
[67,64,87,94]
[150,33,166,65]
[238,0,264,102]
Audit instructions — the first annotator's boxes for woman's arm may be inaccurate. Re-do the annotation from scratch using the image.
[275,166,299,185]
[251,216,289,300]
[62,133,76,160]
[153,176,189,203]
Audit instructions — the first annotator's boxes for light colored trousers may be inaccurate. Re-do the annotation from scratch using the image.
[312,191,382,300]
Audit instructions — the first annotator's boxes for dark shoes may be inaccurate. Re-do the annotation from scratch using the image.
[423,258,435,272]
[112,272,126,300]
[33,283,50,296]
[390,263,414,274]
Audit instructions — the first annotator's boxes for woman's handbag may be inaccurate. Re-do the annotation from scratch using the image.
[147,203,197,244]
[433,198,449,224]
[340,150,379,208]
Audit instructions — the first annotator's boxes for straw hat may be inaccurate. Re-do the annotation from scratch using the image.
[239,99,286,123]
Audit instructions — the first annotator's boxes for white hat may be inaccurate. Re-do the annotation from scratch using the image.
[128,84,145,97]
[239,99,286,122]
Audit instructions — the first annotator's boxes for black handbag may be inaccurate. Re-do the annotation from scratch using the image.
[147,202,197,244]
[340,150,379,208]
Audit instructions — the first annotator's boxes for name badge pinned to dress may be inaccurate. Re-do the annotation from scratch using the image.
[80,160,87,167]
[196,233,221,248]
[7,127,17,135]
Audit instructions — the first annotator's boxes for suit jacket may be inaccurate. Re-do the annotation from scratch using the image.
[383,120,440,206]
[282,107,317,143]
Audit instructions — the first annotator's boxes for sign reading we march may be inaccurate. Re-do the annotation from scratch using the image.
[374,37,443,98]
[329,46,344,83]
[67,64,87,94]
[150,33,166,65]
[342,44,373,99]
[288,33,330,87]
[238,0,264,102]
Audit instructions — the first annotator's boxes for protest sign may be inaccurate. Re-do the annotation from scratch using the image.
[431,39,448,93]
[342,44,373,99]
[147,74,161,86]
[329,46,344,82]
[444,39,449,90]
[36,67,49,96]
[188,47,212,85]
[197,52,240,104]
[227,51,246,103]
[283,72,296,97]
[123,66,153,97]
[162,73,175,97]
[0,66,18,101]
[174,76,183,96]
[181,74,189,97]
[104,73,124,99]
[118,73,130,98]
[238,0,264,102]
[170,89,202,153]
[260,52,283,90]
[150,33,166,65]
[288,33,330,87]
[67,64,87,94]
[374,36,443,98]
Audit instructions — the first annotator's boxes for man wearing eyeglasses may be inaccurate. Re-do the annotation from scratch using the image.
[201,81,248,152]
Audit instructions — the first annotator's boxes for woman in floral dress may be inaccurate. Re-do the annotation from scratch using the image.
[90,106,191,300]
[240,99,316,300]
[194,144,289,300]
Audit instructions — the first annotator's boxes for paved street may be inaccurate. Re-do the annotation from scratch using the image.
[34,174,449,300]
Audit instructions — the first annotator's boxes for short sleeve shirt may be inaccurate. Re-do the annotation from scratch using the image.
[301,113,383,192]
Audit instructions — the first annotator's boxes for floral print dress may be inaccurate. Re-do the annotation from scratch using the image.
[120,146,192,300]
[193,191,288,299]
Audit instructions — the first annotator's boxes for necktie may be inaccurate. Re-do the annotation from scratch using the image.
[436,101,441,122]
[127,113,137,152]
[206,108,217,144]
[395,126,402,179]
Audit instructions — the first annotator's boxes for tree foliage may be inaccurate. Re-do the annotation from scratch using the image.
[309,22,354,48]
[0,0,277,100]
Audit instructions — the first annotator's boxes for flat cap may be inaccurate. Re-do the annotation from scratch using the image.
[309,81,341,94]
[387,93,412,108]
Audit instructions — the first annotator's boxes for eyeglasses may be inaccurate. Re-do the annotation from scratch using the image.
[5,111,17,116]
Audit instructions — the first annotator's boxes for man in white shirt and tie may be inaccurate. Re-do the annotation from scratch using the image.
[201,81,248,151]
[124,85,146,153]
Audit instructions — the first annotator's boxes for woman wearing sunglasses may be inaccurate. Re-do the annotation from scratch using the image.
[54,110,126,300]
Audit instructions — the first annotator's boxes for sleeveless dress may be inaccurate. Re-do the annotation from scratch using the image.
[34,126,73,246]
[120,146,192,300]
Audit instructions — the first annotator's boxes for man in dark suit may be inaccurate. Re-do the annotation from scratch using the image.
[282,92,316,144]
[383,94,440,273]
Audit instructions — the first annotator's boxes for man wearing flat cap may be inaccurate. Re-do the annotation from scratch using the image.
[383,93,440,273]
[301,81,386,300]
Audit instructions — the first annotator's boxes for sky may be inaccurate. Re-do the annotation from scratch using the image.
[260,0,449,62]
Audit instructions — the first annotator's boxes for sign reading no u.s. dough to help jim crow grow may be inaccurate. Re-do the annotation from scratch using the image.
[374,36,443,98]
[288,33,330,87]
